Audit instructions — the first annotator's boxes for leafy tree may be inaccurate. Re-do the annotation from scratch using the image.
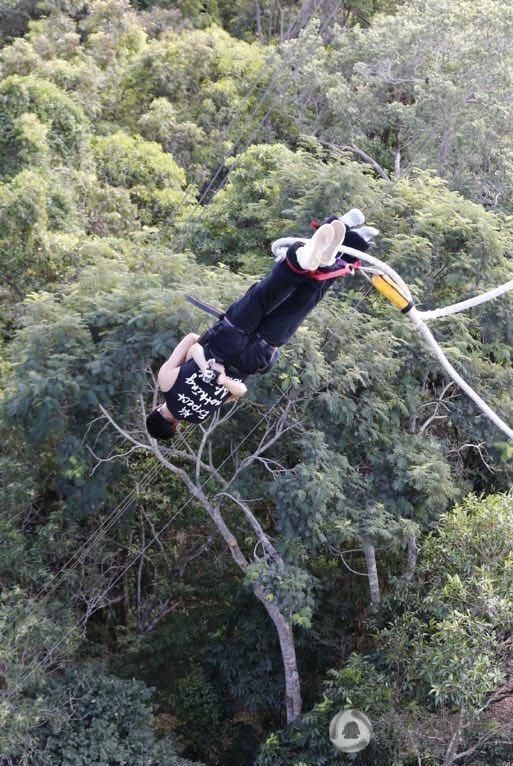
[0,168,87,294]
[117,24,273,173]
[258,493,513,765]
[137,98,208,181]
[0,0,41,43]
[3,661,198,765]
[80,0,147,67]
[0,74,89,178]
[93,130,189,224]
[321,0,513,208]
[186,143,381,271]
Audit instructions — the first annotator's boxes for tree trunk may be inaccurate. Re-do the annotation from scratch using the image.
[362,538,380,603]
[395,139,402,178]
[254,1,263,40]
[256,587,302,722]
[438,126,453,176]
[209,504,302,721]
[112,420,305,725]
[285,0,316,39]
[403,533,418,582]
[443,709,464,766]
[339,144,390,180]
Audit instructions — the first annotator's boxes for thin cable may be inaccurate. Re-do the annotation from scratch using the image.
[5,264,358,696]
[6,418,197,631]
[3,1,339,637]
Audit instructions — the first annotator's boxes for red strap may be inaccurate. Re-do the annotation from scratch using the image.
[286,254,360,280]
[285,255,310,275]
[310,218,320,229]
[308,261,360,281]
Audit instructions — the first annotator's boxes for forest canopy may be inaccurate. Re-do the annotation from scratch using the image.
[1,1,513,765]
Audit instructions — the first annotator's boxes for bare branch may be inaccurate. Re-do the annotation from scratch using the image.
[216,491,281,562]
[177,529,218,577]
[418,382,456,435]
[86,444,141,476]
[448,442,496,473]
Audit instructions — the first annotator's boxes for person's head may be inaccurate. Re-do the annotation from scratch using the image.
[146,407,180,441]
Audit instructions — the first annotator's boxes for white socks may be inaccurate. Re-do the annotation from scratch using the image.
[318,219,346,267]
[296,223,334,270]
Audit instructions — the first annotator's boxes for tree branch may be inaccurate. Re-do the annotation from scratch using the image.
[338,144,390,180]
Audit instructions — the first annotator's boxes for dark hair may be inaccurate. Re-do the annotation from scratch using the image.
[146,409,179,441]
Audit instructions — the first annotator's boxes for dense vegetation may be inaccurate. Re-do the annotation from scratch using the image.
[1,1,513,764]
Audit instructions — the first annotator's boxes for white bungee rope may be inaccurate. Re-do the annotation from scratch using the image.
[417,278,513,322]
[338,244,513,442]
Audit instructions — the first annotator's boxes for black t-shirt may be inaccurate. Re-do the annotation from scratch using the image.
[163,358,232,423]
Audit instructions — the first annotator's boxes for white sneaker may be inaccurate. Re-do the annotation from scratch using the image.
[353,225,379,242]
[319,219,346,266]
[296,223,334,270]
[341,208,365,228]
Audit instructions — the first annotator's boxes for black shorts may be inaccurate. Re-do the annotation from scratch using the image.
[201,318,280,378]
[238,334,280,376]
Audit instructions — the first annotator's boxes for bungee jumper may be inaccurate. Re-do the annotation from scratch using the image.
[146,209,377,440]
[147,197,513,445]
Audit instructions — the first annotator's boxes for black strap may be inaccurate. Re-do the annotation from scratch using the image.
[186,294,224,319]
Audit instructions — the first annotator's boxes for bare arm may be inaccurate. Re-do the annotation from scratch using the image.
[185,342,209,372]
[157,333,200,392]
[184,353,248,401]
[218,372,247,399]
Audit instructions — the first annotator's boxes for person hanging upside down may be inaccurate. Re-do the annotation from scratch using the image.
[145,333,248,439]
[146,209,378,440]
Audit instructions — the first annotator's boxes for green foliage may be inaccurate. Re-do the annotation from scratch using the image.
[2,2,513,764]
[259,494,513,764]
[0,74,89,177]
[187,143,383,271]
[206,598,285,714]
[93,131,187,223]
[270,433,343,545]
[172,668,221,760]
[118,24,271,172]
[0,169,82,289]
[258,654,397,766]
[185,143,308,269]
[23,662,196,766]
[80,0,147,67]
[137,97,208,179]
[245,560,315,627]
[323,0,513,208]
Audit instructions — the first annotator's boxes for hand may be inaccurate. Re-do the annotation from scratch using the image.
[208,359,225,375]
[200,359,225,386]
